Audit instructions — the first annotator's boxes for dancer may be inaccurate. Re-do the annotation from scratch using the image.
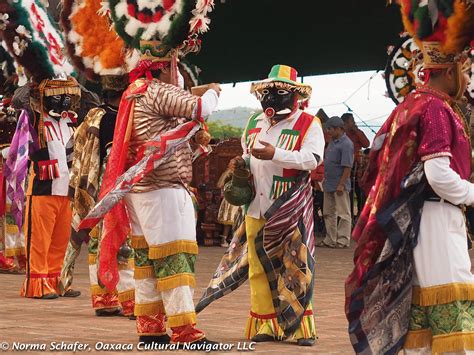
[20,76,81,299]
[346,2,474,353]
[0,77,26,273]
[197,65,325,346]
[69,75,135,316]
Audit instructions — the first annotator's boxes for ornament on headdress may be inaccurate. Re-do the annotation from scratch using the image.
[0,0,73,83]
[385,34,423,104]
[105,0,214,71]
[60,0,139,83]
[105,0,214,52]
[398,0,474,67]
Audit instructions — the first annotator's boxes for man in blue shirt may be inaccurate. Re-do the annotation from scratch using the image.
[319,116,354,248]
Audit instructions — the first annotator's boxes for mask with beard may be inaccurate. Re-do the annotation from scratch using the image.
[44,94,73,118]
[259,86,296,121]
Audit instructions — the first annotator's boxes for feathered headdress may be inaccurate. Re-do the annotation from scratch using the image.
[60,0,139,83]
[384,35,423,104]
[0,0,74,83]
[105,0,215,59]
[399,0,474,66]
[0,40,16,91]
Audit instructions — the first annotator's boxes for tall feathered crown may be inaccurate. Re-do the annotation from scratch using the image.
[104,0,215,60]
[0,0,74,83]
[60,0,139,84]
[398,0,474,66]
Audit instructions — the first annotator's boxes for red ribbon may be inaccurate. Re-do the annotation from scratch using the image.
[129,60,169,83]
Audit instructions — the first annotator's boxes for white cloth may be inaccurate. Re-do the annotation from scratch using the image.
[413,157,474,288]
[424,157,474,206]
[125,187,196,246]
[200,89,219,117]
[135,279,195,317]
[117,269,135,294]
[43,115,74,196]
[242,110,325,219]
[89,262,134,293]
[161,286,195,316]
[413,201,474,287]
[135,278,163,304]
[89,263,99,286]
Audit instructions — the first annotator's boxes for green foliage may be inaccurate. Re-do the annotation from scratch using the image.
[207,120,243,140]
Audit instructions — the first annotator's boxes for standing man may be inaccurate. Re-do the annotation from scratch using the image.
[345,0,474,351]
[67,75,135,316]
[319,116,354,248]
[81,40,221,345]
[197,65,325,347]
[19,76,81,299]
[341,113,370,219]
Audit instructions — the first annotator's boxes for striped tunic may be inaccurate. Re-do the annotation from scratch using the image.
[128,80,198,193]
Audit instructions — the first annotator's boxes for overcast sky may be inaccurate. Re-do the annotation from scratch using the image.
[215,70,396,143]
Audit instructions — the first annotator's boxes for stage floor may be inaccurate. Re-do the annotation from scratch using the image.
[1,244,355,354]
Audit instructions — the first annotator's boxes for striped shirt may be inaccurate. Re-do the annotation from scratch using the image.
[127,80,198,193]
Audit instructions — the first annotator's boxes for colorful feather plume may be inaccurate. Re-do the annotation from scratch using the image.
[60,0,139,81]
[105,0,214,55]
[0,40,16,83]
[399,0,474,54]
[0,0,73,83]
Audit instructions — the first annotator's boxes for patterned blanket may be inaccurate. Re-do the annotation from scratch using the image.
[348,164,426,354]
[196,173,315,337]
[69,107,105,232]
[4,110,37,230]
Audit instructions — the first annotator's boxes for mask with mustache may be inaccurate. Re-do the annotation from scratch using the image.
[44,94,73,118]
[259,86,296,121]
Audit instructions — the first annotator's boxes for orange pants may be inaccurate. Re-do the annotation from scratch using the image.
[21,195,72,298]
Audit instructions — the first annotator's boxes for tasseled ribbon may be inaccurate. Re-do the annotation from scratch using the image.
[37,159,60,180]
[129,60,170,83]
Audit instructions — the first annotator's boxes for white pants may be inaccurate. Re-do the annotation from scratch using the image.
[407,201,474,355]
[125,188,196,247]
[125,188,197,328]
[413,201,474,288]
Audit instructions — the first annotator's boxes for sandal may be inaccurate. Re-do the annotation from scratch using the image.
[61,289,81,297]
[316,240,335,248]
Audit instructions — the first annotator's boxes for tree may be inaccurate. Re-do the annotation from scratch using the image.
[207,120,243,139]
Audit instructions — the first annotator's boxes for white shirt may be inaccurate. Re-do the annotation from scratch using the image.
[242,110,325,219]
[424,157,474,206]
[43,115,74,196]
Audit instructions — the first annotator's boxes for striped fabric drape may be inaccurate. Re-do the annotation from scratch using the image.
[196,173,315,337]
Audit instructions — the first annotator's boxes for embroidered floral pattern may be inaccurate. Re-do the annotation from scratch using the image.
[409,301,474,335]
[134,248,151,268]
[153,253,196,279]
